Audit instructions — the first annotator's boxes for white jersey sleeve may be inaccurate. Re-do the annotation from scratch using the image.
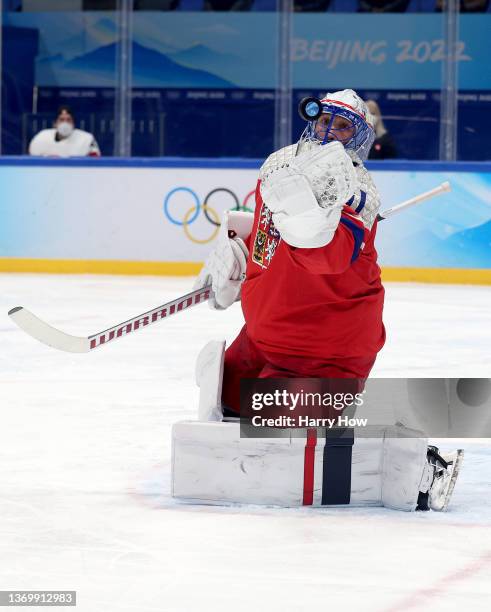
[29,129,101,157]
[28,130,54,156]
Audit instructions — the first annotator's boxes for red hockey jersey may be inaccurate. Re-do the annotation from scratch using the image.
[241,181,385,359]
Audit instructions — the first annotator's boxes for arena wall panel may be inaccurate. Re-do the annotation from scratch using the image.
[0,158,490,284]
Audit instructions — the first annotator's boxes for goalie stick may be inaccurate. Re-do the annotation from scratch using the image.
[8,286,211,353]
[376,181,451,221]
[7,181,451,353]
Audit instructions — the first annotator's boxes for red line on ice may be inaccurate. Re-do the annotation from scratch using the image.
[385,549,491,611]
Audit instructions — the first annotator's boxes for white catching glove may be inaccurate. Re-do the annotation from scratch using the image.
[259,141,357,248]
[193,211,253,310]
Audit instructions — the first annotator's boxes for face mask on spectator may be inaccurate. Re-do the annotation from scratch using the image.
[57,121,74,138]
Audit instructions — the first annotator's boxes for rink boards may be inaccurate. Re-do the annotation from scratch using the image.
[0,158,490,284]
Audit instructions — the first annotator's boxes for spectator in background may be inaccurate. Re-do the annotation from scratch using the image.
[204,0,253,9]
[366,100,397,159]
[29,106,101,158]
[436,0,489,12]
[294,0,331,10]
[358,0,410,12]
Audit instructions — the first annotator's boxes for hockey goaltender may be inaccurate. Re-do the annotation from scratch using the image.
[171,89,463,512]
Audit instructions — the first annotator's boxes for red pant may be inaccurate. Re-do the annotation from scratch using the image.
[222,325,377,415]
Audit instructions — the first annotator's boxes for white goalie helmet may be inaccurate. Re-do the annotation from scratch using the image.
[298,89,375,161]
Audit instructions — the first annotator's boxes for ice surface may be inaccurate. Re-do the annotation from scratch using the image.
[1,274,490,612]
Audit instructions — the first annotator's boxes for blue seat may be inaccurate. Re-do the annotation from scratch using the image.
[252,0,277,10]
[329,0,358,11]
[418,0,436,11]
[177,0,205,10]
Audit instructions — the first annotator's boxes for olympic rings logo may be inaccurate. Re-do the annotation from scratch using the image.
[163,186,256,244]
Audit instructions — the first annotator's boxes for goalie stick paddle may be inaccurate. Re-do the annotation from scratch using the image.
[8,286,211,353]
[7,181,451,354]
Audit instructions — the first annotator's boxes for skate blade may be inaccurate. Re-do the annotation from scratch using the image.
[440,449,464,512]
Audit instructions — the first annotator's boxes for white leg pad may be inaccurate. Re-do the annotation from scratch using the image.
[381,427,428,511]
[195,340,226,422]
[172,421,306,505]
[171,421,429,510]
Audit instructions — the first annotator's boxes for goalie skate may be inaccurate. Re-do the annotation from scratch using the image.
[418,447,464,512]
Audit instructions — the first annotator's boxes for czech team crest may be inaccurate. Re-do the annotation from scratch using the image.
[252,202,281,269]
